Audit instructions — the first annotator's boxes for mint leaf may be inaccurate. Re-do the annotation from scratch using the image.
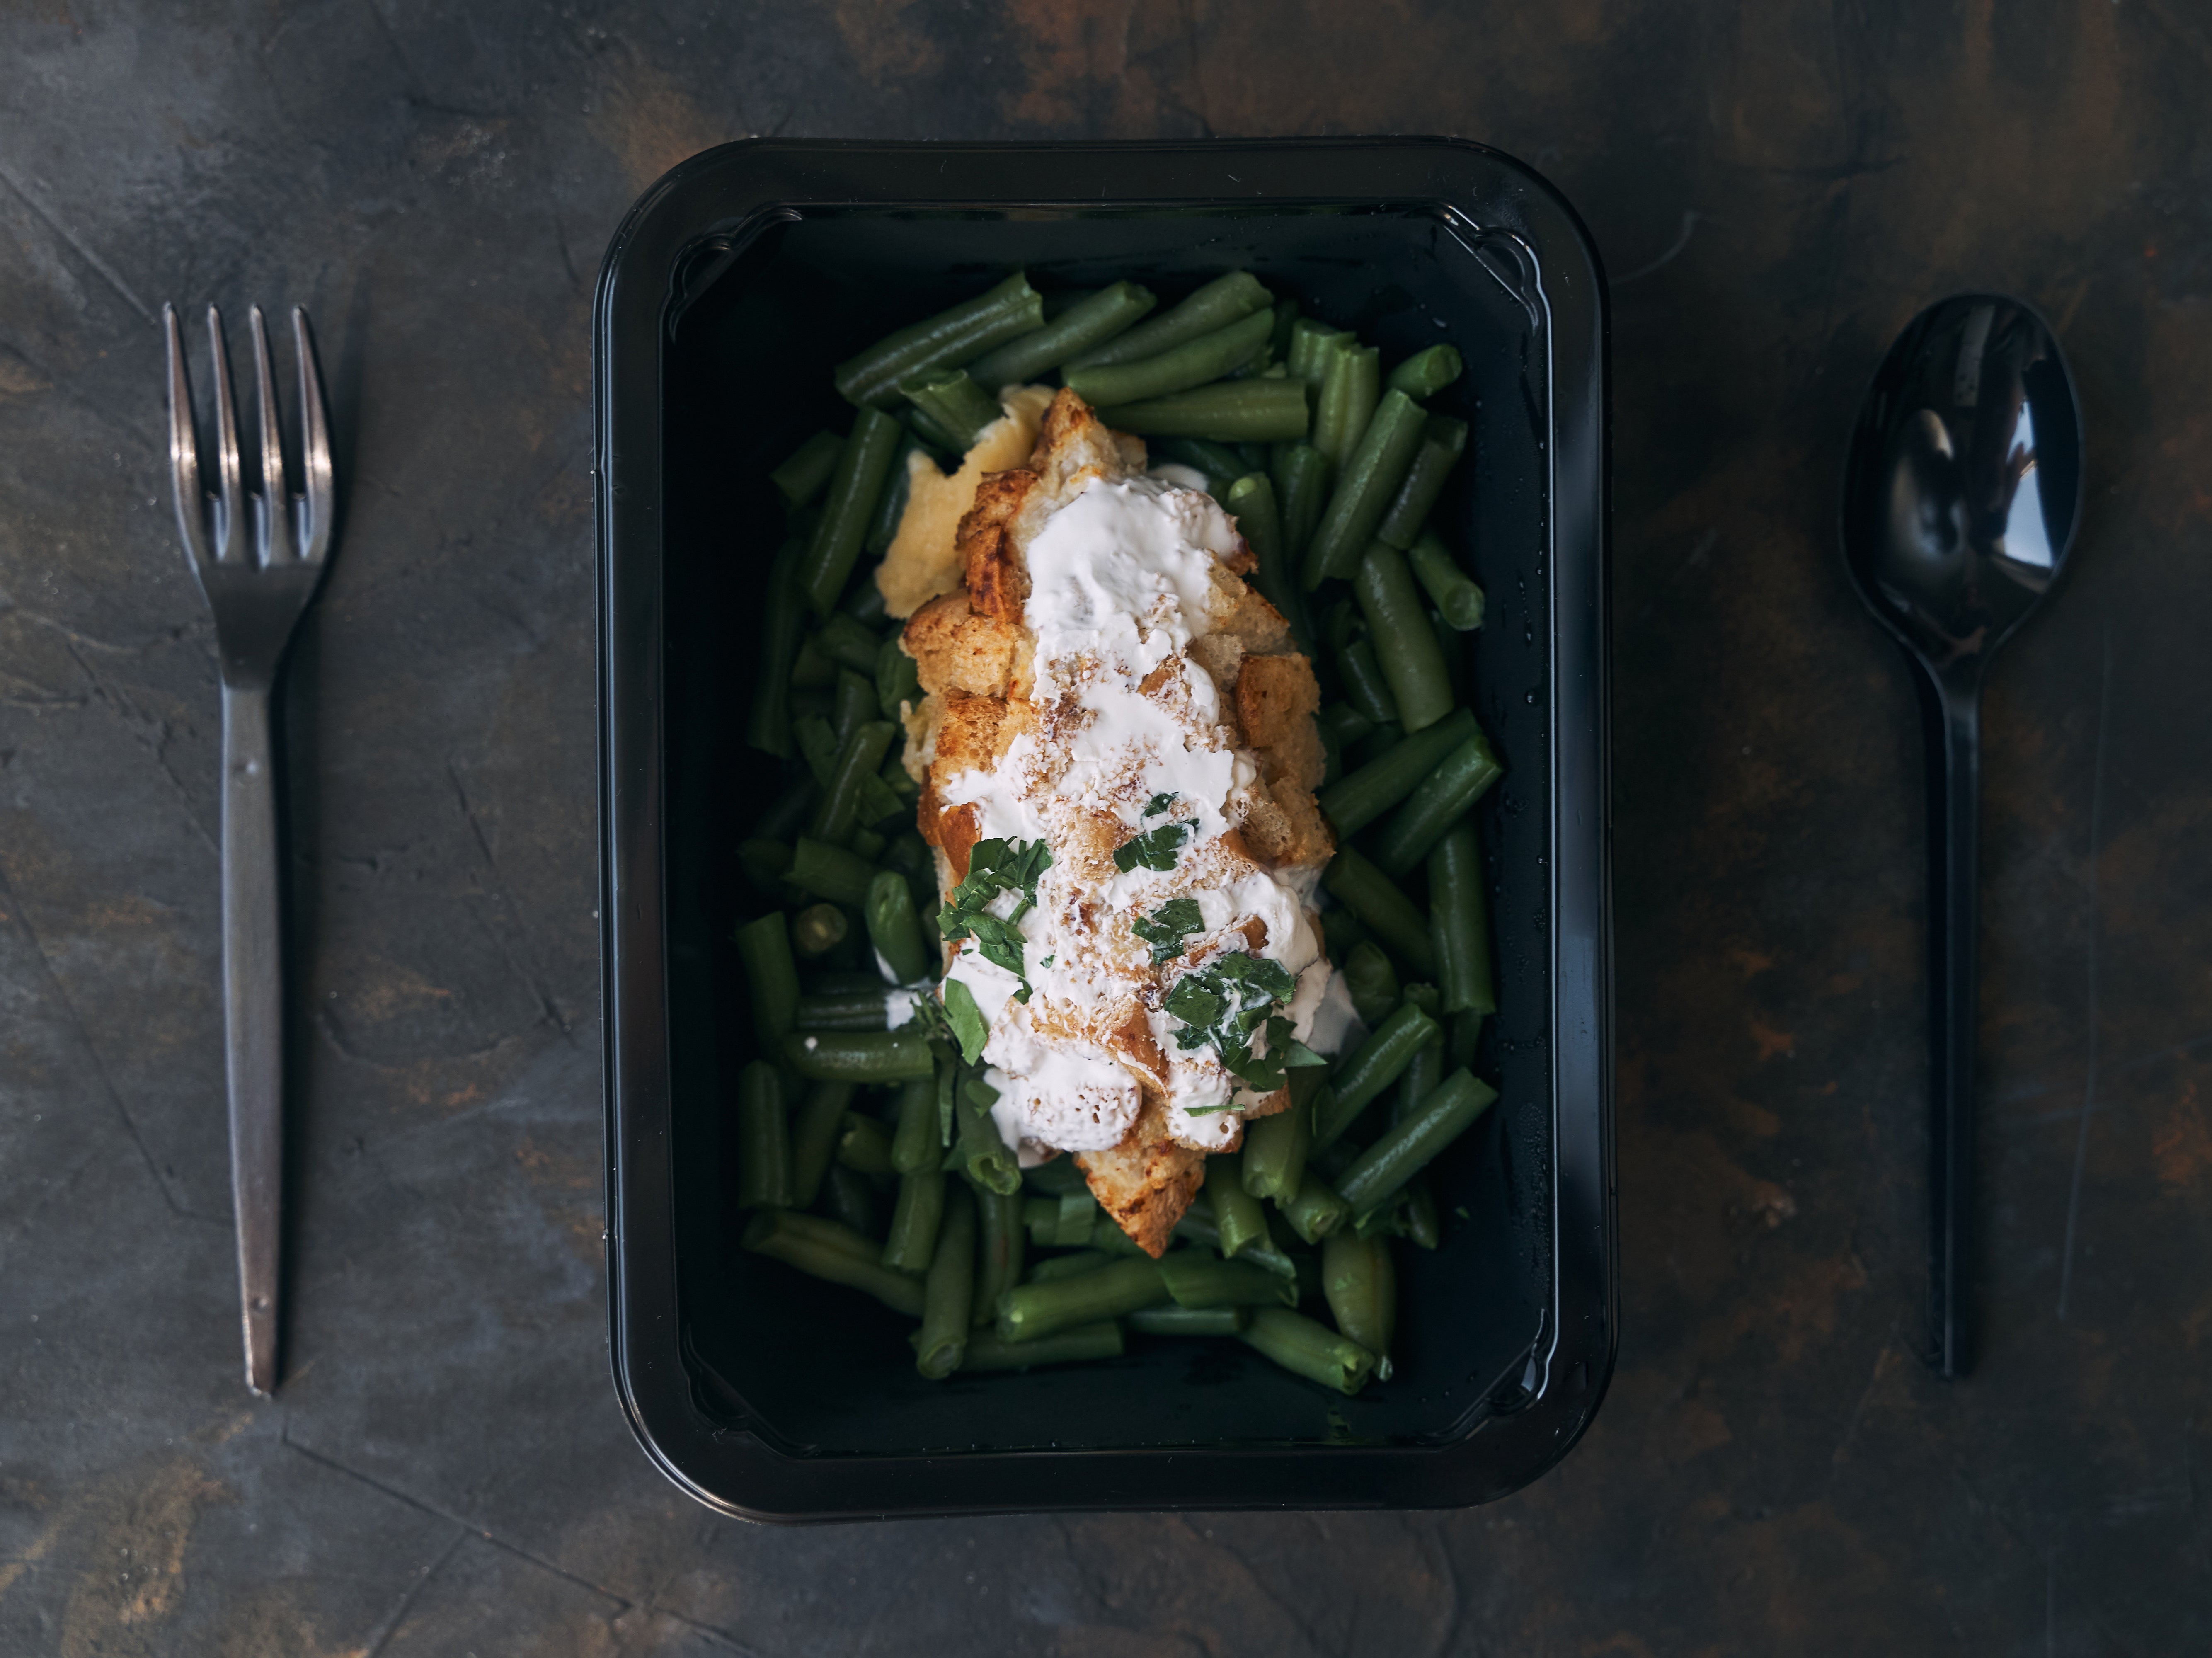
[1132,898,1205,964]
[941,976,990,1065]
[1113,821,1189,874]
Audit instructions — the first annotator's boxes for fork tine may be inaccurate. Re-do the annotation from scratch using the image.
[164,303,210,568]
[247,307,294,562]
[291,307,334,564]
[205,305,245,563]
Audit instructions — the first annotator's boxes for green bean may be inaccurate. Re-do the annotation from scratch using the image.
[741,1209,924,1316]
[1268,298,1301,361]
[784,1028,934,1084]
[832,669,878,751]
[1240,1306,1376,1395]
[1386,343,1463,399]
[797,407,905,618]
[1405,526,1485,628]
[901,368,1003,451]
[746,541,807,759]
[1270,443,1332,564]
[1337,1067,1497,1217]
[1171,1199,1221,1253]
[1303,392,1431,590]
[967,280,1158,388]
[881,1168,946,1273]
[1027,1249,1112,1283]
[1343,939,1401,1026]
[770,429,844,507]
[808,613,875,677]
[900,399,964,455]
[1316,703,1373,754]
[789,1080,855,1207]
[836,1112,894,1176]
[1396,1022,1444,1124]
[1094,379,1308,442]
[1372,729,1502,877]
[1402,1174,1442,1250]
[790,632,837,690]
[1311,343,1379,468]
[864,869,930,987]
[1322,847,1438,978]
[790,903,848,960]
[854,773,905,831]
[997,1257,1167,1342]
[1065,305,1273,407]
[734,913,800,1052]
[794,714,838,788]
[972,1186,1025,1328]
[789,837,879,907]
[1446,1008,1484,1073]
[1279,1167,1353,1244]
[1376,418,1468,550]
[1127,1304,1249,1337]
[1322,1232,1396,1377]
[915,1183,976,1379]
[735,1061,793,1209]
[848,827,887,862]
[822,1164,879,1239]
[1210,1154,1272,1259]
[1242,1083,1313,1203]
[890,1078,941,1176]
[1089,1214,1151,1256]
[1157,1251,1296,1309]
[835,271,1045,408]
[875,633,922,720]
[1025,1156,1089,1196]
[1349,720,1404,769]
[1152,436,1246,494]
[1224,473,1298,623]
[1043,1190,1101,1247]
[795,989,886,1030]
[1065,270,1270,371]
[1316,708,1475,837]
[1428,821,1497,1016]
[1316,999,1441,1148]
[1336,638,1398,726]
[1286,319,1353,387]
[959,1321,1124,1370]
[863,437,923,558]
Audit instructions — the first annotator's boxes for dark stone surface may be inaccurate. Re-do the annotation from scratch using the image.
[2,2,2208,1651]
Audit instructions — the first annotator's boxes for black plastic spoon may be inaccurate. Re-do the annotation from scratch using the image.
[1840,295,2084,1378]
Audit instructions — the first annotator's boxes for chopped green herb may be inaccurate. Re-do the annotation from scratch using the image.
[1161,952,1325,1094]
[941,976,990,1065]
[1132,897,1206,963]
[937,836,1053,999]
[1141,791,1179,819]
[1114,820,1190,873]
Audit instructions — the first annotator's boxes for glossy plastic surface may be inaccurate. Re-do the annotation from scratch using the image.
[594,138,1612,1520]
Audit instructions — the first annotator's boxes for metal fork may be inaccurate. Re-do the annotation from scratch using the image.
[164,303,336,1394]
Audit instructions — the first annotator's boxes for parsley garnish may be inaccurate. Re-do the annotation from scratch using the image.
[941,976,990,1065]
[1141,792,1178,819]
[937,836,1053,1001]
[1114,821,1189,873]
[1162,953,1327,1095]
[1132,898,1205,964]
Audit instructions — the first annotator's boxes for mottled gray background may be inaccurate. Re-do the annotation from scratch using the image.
[4,2,2210,1653]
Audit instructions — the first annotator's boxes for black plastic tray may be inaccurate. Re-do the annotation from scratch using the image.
[594,137,1614,1521]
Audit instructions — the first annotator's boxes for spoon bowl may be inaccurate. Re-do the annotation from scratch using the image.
[1839,294,2084,1378]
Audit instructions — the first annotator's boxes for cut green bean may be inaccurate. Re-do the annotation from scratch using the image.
[1428,821,1497,1016]
[794,714,838,787]
[811,718,896,845]
[784,1028,934,1084]
[1157,1251,1296,1309]
[1153,436,1246,494]
[1336,638,1398,727]
[865,869,930,986]
[863,438,923,558]
[1210,1155,1272,1259]
[789,1080,855,1207]
[1322,847,1438,978]
[901,368,1002,450]
[1304,390,1429,589]
[735,1061,793,1209]
[1127,1304,1250,1337]
[1386,343,1463,399]
[1270,442,1331,565]
[997,1256,1167,1342]
[1337,1067,1497,1217]
[960,1321,1124,1371]
[734,912,800,1052]
[1317,999,1441,1148]
[1065,271,1270,371]
[1405,526,1485,627]
[876,634,922,720]
[1311,343,1379,469]
[835,271,1045,408]
[1224,472,1297,623]
[1268,298,1301,360]
[1240,1306,1377,1395]
[854,773,904,829]
[746,541,807,758]
[742,1209,924,1316]
[1025,1156,1089,1196]
[1287,320,1353,386]
[1343,939,1400,1026]
[816,612,883,676]
[770,429,844,507]
[972,1186,1025,1328]
[1446,1008,1484,1072]
[789,836,879,907]
[836,1112,894,1176]
[1047,1191,1101,1247]
[901,399,964,455]
[1243,1081,1313,1203]
[1376,418,1469,550]
[1279,1167,1353,1244]
[1402,1175,1442,1249]
[797,407,905,618]
[823,1164,879,1239]
[1065,305,1273,407]
[1027,1249,1112,1283]
[915,1183,976,1379]
[1396,1022,1444,1125]
[1095,379,1308,442]
[1316,708,1476,837]
[832,669,877,750]
[967,280,1158,388]
[790,633,837,690]
[881,1168,947,1273]
[892,1077,942,1175]
[1322,1232,1396,1377]
[1090,1214,1151,1256]
[1373,728,1504,877]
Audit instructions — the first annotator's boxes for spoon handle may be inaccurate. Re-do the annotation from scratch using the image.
[1919,664,1981,1378]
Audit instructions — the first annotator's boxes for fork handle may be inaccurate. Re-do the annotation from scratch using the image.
[222,681,282,1394]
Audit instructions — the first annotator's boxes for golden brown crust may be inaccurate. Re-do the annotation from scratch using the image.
[1236,652,1326,793]
[901,590,1023,700]
[958,469,1036,626]
[1075,1095,1209,1258]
